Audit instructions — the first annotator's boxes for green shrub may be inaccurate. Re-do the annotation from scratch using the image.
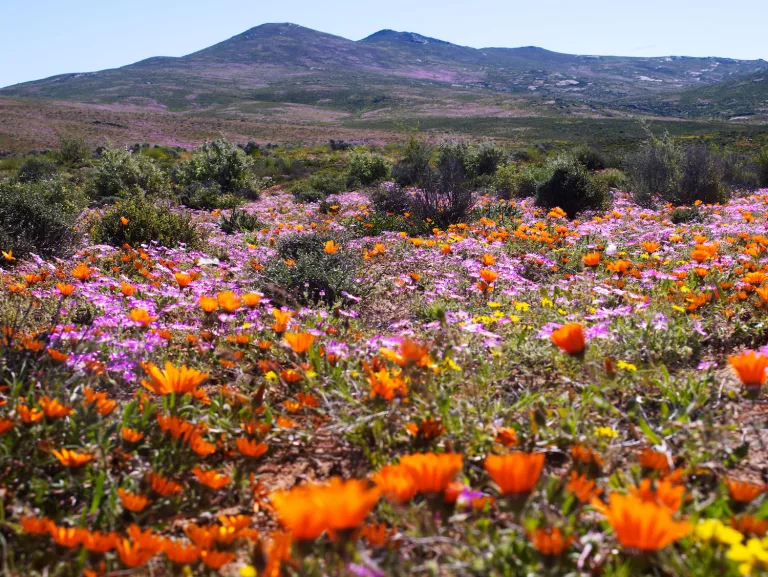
[471,142,506,176]
[347,151,390,187]
[592,168,628,191]
[17,156,58,183]
[371,183,412,215]
[329,139,352,151]
[93,147,170,200]
[57,133,90,166]
[574,146,607,171]
[755,148,768,187]
[220,209,263,234]
[535,157,610,218]
[90,195,202,248]
[0,180,83,260]
[721,153,760,191]
[291,184,326,204]
[178,182,244,210]
[308,170,347,195]
[628,131,684,207]
[517,163,554,198]
[669,206,702,224]
[174,139,255,193]
[491,164,521,200]
[678,147,727,205]
[392,135,433,187]
[261,232,357,305]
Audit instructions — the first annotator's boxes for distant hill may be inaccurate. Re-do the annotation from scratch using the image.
[2,22,766,118]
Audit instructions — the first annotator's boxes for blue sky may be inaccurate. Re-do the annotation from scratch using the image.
[1,0,766,88]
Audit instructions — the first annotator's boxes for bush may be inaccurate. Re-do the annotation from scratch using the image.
[517,163,554,199]
[291,184,327,204]
[628,131,685,207]
[574,146,607,171]
[90,195,202,248]
[592,168,628,191]
[756,148,768,187]
[677,146,727,205]
[471,142,506,177]
[178,182,244,210]
[57,133,90,166]
[17,156,58,183]
[371,182,413,215]
[261,232,357,305]
[670,206,702,224]
[535,157,610,218]
[329,139,353,151]
[174,139,255,193]
[491,164,521,200]
[220,209,263,234]
[412,169,475,229]
[347,151,390,187]
[92,147,170,200]
[308,170,347,195]
[0,180,83,260]
[392,136,433,187]
[721,153,760,191]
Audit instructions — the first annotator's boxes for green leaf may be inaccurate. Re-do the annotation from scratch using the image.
[638,418,662,445]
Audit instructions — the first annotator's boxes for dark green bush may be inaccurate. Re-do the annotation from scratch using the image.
[178,182,244,210]
[755,148,768,187]
[669,206,702,224]
[90,195,202,248]
[291,184,326,204]
[392,135,432,187]
[592,168,628,191]
[491,164,521,200]
[261,232,357,305]
[677,147,727,205]
[17,156,58,183]
[220,209,263,234]
[329,139,352,151]
[628,131,684,207]
[371,183,412,215]
[57,133,90,166]
[574,146,607,171]
[535,157,610,218]
[0,180,83,260]
[92,147,170,200]
[308,170,347,195]
[721,153,760,191]
[174,139,255,193]
[347,151,390,187]
[471,142,506,176]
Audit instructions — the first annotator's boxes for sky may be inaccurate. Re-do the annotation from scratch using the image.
[1,0,767,88]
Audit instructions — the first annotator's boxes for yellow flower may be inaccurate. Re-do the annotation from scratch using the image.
[728,538,768,576]
[514,302,530,311]
[594,426,618,439]
[616,360,637,372]
[695,519,743,546]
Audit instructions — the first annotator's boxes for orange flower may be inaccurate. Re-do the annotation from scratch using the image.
[163,539,200,564]
[72,262,92,281]
[116,538,158,568]
[49,525,86,548]
[118,488,152,512]
[528,527,575,556]
[582,252,601,267]
[56,283,76,297]
[236,438,269,459]
[284,332,316,354]
[82,530,118,553]
[729,350,768,391]
[368,368,408,401]
[494,427,518,447]
[485,453,545,496]
[199,295,218,313]
[638,447,672,473]
[479,269,499,284]
[192,466,231,490]
[272,308,294,333]
[641,241,660,253]
[371,465,419,504]
[17,403,43,424]
[217,291,242,312]
[324,240,339,254]
[128,308,157,327]
[174,272,192,288]
[481,253,496,266]
[200,549,236,570]
[629,478,684,512]
[20,516,53,535]
[731,515,768,537]
[39,396,73,419]
[0,418,14,434]
[270,478,380,541]
[120,216,129,225]
[47,348,70,362]
[596,493,691,551]
[188,433,216,457]
[53,448,93,467]
[726,477,764,503]
[551,323,586,356]
[566,471,602,503]
[398,453,464,495]
[140,361,208,395]
[379,340,431,368]
[147,472,183,497]
[120,282,137,297]
[243,293,262,307]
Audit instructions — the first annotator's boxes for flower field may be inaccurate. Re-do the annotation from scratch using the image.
[5,187,768,576]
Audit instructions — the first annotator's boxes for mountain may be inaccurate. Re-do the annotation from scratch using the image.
[2,22,766,119]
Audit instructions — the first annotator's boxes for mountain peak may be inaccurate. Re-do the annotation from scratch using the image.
[361,29,456,47]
